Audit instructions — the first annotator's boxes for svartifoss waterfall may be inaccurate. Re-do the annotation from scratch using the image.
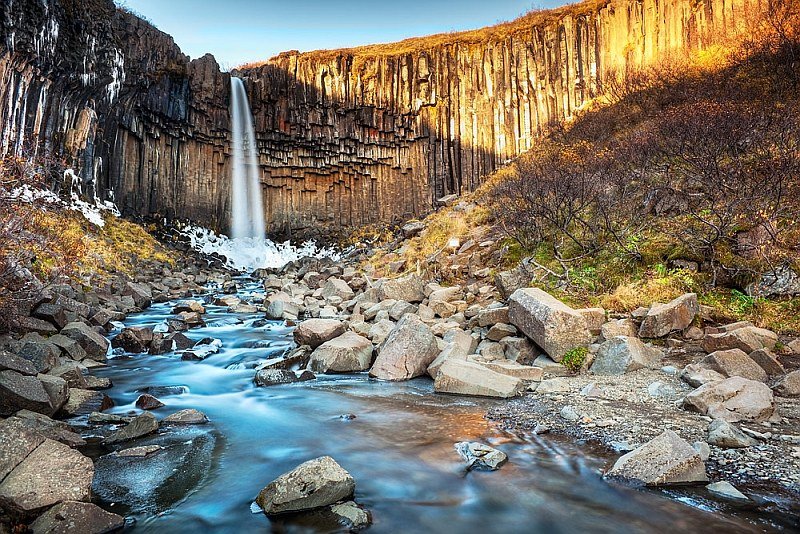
[230,77,265,240]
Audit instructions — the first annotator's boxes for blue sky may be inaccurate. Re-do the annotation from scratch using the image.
[119,0,572,69]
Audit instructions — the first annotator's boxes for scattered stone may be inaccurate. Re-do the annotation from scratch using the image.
[60,389,114,417]
[434,359,524,398]
[370,315,438,381]
[707,419,756,448]
[638,293,699,338]
[102,412,159,445]
[163,409,209,425]
[580,382,605,398]
[254,369,315,387]
[293,319,346,349]
[61,322,109,361]
[560,405,580,422]
[401,221,425,238]
[455,442,508,470]
[605,430,707,486]
[748,348,785,378]
[591,336,664,375]
[699,349,768,382]
[693,441,711,461]
[706,481,749,501]
[684,377,775,422]
[88,412,132,425]
[29,501,125,534]
[173,299,206,314]
[0,370,53,416]
[135,394,165,410]
[309,332,374,373]
[535,377,572,394]
[647,381,676,398]
[487,323,517,341]
[256,456,355,515]
[680,364,726,388]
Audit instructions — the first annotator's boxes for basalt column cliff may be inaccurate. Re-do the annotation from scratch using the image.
[1,0,762,236]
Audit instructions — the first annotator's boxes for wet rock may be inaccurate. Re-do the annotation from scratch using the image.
[61,322,109,361]
[684,377,775,422]
[434,359,525,398]
[590,336,664,375]
[85,375,112,390]
[102,412,159,445]
[747,348,785,378]
[29,501,125,533]
[256,456,355,515]
[702,326,778,354]
[176,311,205,328]
[60,389,114,417]
[638,293,699,338]
[293,319,346,349]
[111,327,153,354]
[699,349,768,382]
[680,364,726,388]
[455,442,508,471]
[7,410,85,448]
[329,501,371,530]
[378,274,425,303]
[508,288,590,362]
[254,369,315,387]
[706,481,748,501]
[173,299,206,314]
[370,314,439,381]
[135,394,165,410]
[0,438,93,517]
[163,409,209,425]
[707,419,756,448]
[0,371,52,416]
[0,350,37,376]
[309,332,373,373]
[605,430,707,486]
[257,347,312,371]
[774,370,800,397]
[88,412,132,425]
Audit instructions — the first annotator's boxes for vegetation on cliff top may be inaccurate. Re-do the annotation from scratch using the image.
[367,1,800,333]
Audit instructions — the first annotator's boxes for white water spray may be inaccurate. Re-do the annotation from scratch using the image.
[230,77,265,239]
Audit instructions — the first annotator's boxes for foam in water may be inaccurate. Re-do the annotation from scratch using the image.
[230,77,265,240]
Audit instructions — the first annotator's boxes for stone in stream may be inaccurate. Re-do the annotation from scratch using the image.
[29,501,125,534]
[111,327,154,354]
[60,322,109,361]
[0,370,53,416]
[706,481,749,501]
[605,430,707,486]
[293,319,346,349]
[102,412,159,445]
[590,336,664,375]
[173,299,206,314]
[707,419,756,448]
[0,438,94,517]
[163,409,209,425]
[638,293,699,338]
[135,394,165,410]
[60,389,114,417]
[507,288,590,362]
[684,377,776,422]
[254,369,315,387]
[256,456,355,515]
[309,332,374,373]
[369,314,439,381]
[698,349,768,382]
[434,359,525,398]
[455,442,508,471]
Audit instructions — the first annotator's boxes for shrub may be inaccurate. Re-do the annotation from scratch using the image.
[562,346,589,373]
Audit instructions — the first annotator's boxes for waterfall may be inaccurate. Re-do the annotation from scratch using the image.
[230,77,265,239]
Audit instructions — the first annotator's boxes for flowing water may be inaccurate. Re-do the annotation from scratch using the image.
[230,77,265,240]
[92,280,797,533]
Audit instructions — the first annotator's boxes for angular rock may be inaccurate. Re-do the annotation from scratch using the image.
[47,363,87,389]
[369,315,438,381]
[135,394,165,410]
[487,323,517,342]
[111,327,153,354]
[707,419,756,448]
[29,501,125,534]
[256,456,355,515]
[455,442,507,471]
[309,332,373,373]
[102,412,159,445]
[699,349,768,382]
[367,319,394,345]
[6,410,84,448]
[0,370,52,416]
[0,351,37,376]
[378,274,425,303]
[47,335,87,361]
[590,336,664,375]
[684,377,775,422]
[638,293,699,338]
[748,348,785,378]
[37,375,68,414]
[0,418,45,481]
[500,336,539,365]
[293,319,346,349]
[476,306,509,327]
[680,364,726,388]
[774,370,800,397]
[60,389,114,417]
[600,319,638,340]
[32,303,69,330]
[577,308,606,332]
[605,430,707,486]
[172,299,206,314]
[508,288,590,362]
[321,278,354,301]
[61,322,109,361]
[701,326,778,354]
[482,361,543,382]
[17,341,61,373]
[162,409,209,425]
[123,281,152,309]
[434,359,525,398]
[254,369,315,387]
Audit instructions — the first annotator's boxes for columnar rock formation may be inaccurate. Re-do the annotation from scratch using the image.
[0,0,763,237]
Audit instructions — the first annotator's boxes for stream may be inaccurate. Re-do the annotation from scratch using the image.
[87,279,794,533]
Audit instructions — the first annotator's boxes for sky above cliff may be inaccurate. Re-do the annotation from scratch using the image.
[118,0,571,69]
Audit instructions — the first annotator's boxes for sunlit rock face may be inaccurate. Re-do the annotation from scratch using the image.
[0,0,762,238]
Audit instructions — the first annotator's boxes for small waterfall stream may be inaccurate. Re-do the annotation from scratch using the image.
[230,77,265,240]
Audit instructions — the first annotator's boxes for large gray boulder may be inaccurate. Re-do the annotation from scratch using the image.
[0,351,38,376]
[60,322,109,361]
[434,359,525,398]
[370,315,438,381]
[684,377,775,422]
[605,430,707,486]
[698,349,768,382]
[0,371,52,416]
[256,456,355,515]
[378,274,425,303]
[638,293,699,338]
[590,336,664,375]
[293,319,346,349]
[508,288,590,362]
[29,501,125,534]
[309,332,373,373]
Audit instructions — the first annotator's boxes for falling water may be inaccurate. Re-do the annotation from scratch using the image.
[230,77,265,240]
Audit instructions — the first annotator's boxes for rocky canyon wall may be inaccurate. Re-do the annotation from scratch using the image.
[0,0,765,238]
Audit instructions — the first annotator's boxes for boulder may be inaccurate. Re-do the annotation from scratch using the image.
[162,409,209,425]
[32,303,69,330]
[0,439,93,517]
[454,442,508,471]
[367,319,394,345]
[370,315,439,381]
[29,501,125,534]
[508,288,590,362]
[0,351,37,376]
[17,341,61,373]
[401,221,425,238]
[309,332,373,373]
[748,349,785,378]
[5,410,84,448]
[434,359,525,398]
[60,389,114,417]
[680,364,726,388]
[0,418,46,481]
[638,293,699,338]
[0,371,52,416]
[378,274,425,303]
[123,281,152,309]
[475,307,509,327]
[500,336,539,365]
[699,349,768,382]
[684,377,775,422]
[482,361,543,382]
[321,278,354,301]
[427,331,473,379]
[706,481,749,501]
[102,412,159,445]
[111,327,153,354]
[254,369,315,387]
[702,326,778,354]
[590,336,664,375]
[577,308,606,332]
[135,394,165,410]
[293,319,346,349]
[707,419,756,448]
[47,363,87,389]
[774,370,800,397]
[37,375,68,414]
[600,319,638,340]
[256,456,355,515]
[494,266,531,299]
[61,322,109,361]
[47,334,87,361]
[487,323,517,342]
[172,300,205,314]
[605,430,707,486]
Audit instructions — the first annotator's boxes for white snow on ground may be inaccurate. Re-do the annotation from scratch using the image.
[181,225,342,271]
